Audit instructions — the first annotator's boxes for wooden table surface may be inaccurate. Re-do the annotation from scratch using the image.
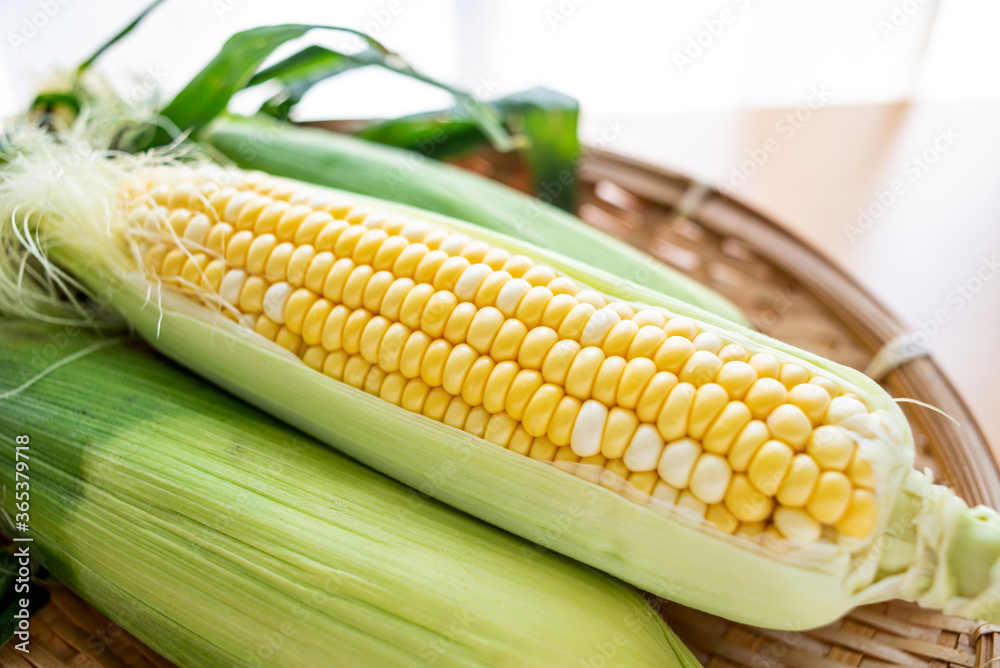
[583,101,1000,459]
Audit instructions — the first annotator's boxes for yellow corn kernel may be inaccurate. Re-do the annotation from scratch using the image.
[706,503,739,534]
[744,378,787,420]
[716,361,757,400]
[788,383,831,424]
[601,407,639,459]
[773,507,822,542]
[848,450,876,489]
[687,383,729,440]
[676,490,708,517]
[702,402,752,455]
[628,471,659,495]
[656,382,696,442]
[806,425,854,470]
[807,472,852,524]
[653,336,696,373]
[605,458,630,479]
[726,420,769,472]
[747,440,794,496]
[766,404,812,450]
[776,454,820,507]
[652,481,680,504]
[725,475,773,523]
[835,489,878,537]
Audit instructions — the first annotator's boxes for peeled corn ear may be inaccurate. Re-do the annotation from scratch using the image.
[0,320,697,668]
[3,134,1000,629]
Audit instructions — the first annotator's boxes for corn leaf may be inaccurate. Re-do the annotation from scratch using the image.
[242,43,514,152]
[249,45,364,121]
[499,87,580,211]
[77,0,167,72]
[156,24,318,144]
[354,113,484,159]
[356,87,582,212]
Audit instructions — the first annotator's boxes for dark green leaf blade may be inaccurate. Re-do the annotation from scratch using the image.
[353,87,582,211]
[77,0,168,72]
[248,44,355,88]
[157,24,317,142]
[156,24,511,152]
[355,112,484,159]
[29,92,81,115]
[242,42,514,151]
[499,87,581,212]
[249,45,366,122]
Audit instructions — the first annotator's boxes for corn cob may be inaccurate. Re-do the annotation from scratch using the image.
[0,320,696,668]
[200,113,748,325]
[2,134,1000,629]
[125,168,878,538]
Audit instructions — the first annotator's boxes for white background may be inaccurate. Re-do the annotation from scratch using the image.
[2,0,999,122]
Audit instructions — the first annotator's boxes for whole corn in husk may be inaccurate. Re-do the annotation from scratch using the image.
[2,126,1000,630]
[200,113,748,326]
[0,320,696,668]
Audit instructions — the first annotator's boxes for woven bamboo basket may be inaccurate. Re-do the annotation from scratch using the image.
[3,133,999,668]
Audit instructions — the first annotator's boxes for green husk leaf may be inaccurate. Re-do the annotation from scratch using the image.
[0,319,697,668]
[354,112,484,159]
[357,87,582,211]
[242,42,513,151]
[200,113,748,325]
[247,44,357,88]
[156,24,318,145]
[497,87,581,212]
[77,0,168,73]
[248,45,364,122]
[156,25,434,148]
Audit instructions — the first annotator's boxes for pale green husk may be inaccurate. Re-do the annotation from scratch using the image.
[2,129,999,629]
[0,320,697,668]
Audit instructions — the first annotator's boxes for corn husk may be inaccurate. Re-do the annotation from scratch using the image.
[0,320,697,668]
